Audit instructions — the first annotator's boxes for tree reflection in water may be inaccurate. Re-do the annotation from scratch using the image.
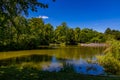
[0,54,105,75]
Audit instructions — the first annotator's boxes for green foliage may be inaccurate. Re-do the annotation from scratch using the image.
[3,17,120,51]
[78,28,104,43]
[0,0,55,28]
[66,28,76,45]
[74,27,81,43]
[97,39,120,74]
[54,22,68,43]
[54,26,106,44]
[105,40,120,59]
[105,28,112,34]
[97,55,120,74]
[0,0,48,16]
[44,23,54,43]
[105,28,120,40]
[0,17,54,50]
[0,66,120,80]
[90,33,106,43]
[0,18,108,51]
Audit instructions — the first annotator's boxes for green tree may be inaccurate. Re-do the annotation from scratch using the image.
[0,20,10,46]
[97,40,120,74]
[55,22,68,43]
[74,27,81,43]
[44,23,54,44]
[0,16,30,50]
[90,33,106,43]
[105,28,112,34]
[66,28,75,45]
[79,28,97,43]
[105,28,120,40]
[111,30,120,40]
[0,0,54,27]
[0,0,55,50]
[28,18,45,46]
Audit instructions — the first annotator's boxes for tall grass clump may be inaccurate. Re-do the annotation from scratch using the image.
[97,39,120,74]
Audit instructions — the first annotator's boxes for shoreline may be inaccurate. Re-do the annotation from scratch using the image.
[79,43,107,47]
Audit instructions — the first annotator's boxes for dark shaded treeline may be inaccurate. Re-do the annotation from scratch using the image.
[0,16,120,51]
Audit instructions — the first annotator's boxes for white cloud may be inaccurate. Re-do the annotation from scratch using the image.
[38,15,49,19]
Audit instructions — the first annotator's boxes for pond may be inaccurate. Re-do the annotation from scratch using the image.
[0,46,106,75]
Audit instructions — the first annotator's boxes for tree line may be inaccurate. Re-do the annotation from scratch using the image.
[0,16,120,51]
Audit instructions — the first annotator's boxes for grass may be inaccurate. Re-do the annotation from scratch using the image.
[0,66,120,80]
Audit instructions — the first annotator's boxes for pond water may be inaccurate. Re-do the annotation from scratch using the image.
[0,46,106,75]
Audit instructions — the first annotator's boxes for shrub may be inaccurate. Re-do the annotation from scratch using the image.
[97,54,120,74]
[97,39,120,74]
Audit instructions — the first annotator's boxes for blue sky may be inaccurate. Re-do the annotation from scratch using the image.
[28,0,120,32]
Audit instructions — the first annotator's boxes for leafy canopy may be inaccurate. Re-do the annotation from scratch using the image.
[0,0,55,26]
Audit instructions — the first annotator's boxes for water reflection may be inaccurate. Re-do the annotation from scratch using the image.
[0,55,53,66]
[0,54,105,75]
[66,59,104,75]
[0,46,106,75]
[43,57,104,75]
[42,56,63,72]
[0,46,105,60]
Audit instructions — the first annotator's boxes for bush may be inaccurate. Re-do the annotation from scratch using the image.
[105,39,120,60]
[97,54,120,74]
[97,39,120,74]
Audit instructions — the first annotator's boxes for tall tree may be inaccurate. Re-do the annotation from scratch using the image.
[74,27,81,43]
[44,23,54,43]
[105,28,112,34]
[0,0,54,27]
[28,18,45,46]
[55,22,68,43]
[66,28,75,45]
